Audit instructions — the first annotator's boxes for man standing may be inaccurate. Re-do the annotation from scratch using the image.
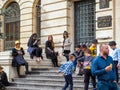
[91,44,118,90]
[109,41,120,83]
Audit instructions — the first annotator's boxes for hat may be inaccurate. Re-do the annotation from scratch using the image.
[92,39,98,44]
[15,41,20,45]
[109,41,116,46]
[0,66,3,69]
[75,45,81,48]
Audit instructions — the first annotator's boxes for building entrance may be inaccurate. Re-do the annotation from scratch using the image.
[74,0,96,46]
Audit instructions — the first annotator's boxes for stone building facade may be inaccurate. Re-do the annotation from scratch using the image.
[0,0,120,52]
[0,0,120,81]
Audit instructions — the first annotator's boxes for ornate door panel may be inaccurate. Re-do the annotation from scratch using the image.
[74,0,96,46]
[4,2,20,50]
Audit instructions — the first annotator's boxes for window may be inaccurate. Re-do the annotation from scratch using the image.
[74,0,96,46]
[4,2,20,50]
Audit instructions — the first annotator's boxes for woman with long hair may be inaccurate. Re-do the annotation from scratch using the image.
[62,31,72,61]
[27,33,43,62]
[45,35,58,67]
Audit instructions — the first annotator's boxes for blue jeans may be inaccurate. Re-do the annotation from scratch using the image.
[62,74,73,90]
[97,81,118,90]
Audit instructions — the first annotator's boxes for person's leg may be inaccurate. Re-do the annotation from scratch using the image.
[67,75,73,90]
[35,47,42,57]
[90,71,96,89]
[114,61,119,83]
[97,81,109,90]
[51,59,56,67]
[53,54,58,67]
[64,50,70,61]
[62,75,69,90]
[84,69,90,90]
[16,65,21,77]
[24,62,29,74]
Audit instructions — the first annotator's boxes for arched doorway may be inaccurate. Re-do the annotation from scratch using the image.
[4,2,20,50]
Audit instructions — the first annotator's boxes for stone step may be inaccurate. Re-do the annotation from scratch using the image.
[26,74,84,80]
[12,78,85,85]
[6,86,93,90]
[6,82,93,90]
[6,87,40,90]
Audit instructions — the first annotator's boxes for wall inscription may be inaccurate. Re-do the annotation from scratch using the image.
[100,0,109,9]
[97,16,112,28]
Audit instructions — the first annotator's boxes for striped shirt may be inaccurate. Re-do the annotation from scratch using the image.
[58,61,73,75]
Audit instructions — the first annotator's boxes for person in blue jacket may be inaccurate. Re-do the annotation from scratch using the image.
[91,44,118,90]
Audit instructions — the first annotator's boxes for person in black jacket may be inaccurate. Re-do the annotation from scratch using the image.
[73,45,84,70]
[12,41,29,78]
[45,35,58,67]
[0,66,9,89]
[27,33,43,62]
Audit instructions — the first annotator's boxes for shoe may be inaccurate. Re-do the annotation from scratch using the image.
[25,71,31,74]
[36,57,41,62]
[18,75,26,78]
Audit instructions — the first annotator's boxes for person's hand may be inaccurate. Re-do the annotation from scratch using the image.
[117,64,120,68]
[56,70,59,74]
[51,51,54,53]
[62,72,65,76]
[105,66,112,72]
[18,51,22,54]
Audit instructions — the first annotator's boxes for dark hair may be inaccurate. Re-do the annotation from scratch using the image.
[109,41,116,46]
[81,44,87,49]
[76,45,81,48]
[27,33,37,46]
[63,31,69,38]
[92,39,98,44]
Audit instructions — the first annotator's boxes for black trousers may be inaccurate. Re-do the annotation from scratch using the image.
[63,50,70,61]
[16,62,29,76]
[32,47,43,59]
[114,61,119,83]
[84,69,96,90]
[46,50,58,67]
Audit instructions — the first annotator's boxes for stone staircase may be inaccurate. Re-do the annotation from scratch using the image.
[6,67,96,90]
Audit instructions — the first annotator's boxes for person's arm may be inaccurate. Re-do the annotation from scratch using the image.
[12,48,18,57]
[58,64,65,73]
[111,59,117,81]
[46,41,53,52]
[29,39,36,47]
[117,49,120,65]
[64,38,72,46]
[21,47,25,55]
[91,59,106,76]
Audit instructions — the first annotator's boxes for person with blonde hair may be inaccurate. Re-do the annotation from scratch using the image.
[12,41,30,78]
[57,54,75,90]
[45,35,58,67]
